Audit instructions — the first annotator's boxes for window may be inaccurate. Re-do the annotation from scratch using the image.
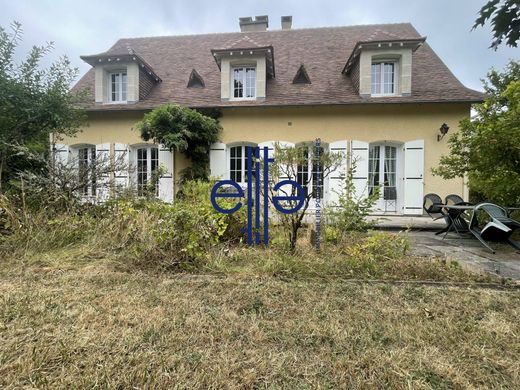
[296,145,323,199]
[78,146,96,196]
[108,71,127,102]
[371,62,396,96]
[136,146,159,196]
[232,67,256,99]
[229,144,256,185]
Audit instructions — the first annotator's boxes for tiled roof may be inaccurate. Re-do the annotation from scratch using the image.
[73,23,484,111]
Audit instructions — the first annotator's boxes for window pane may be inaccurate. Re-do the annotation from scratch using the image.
[371,63,381,95]
[368,145,380,196]
[245,68,256,98]
[111,74,117,101]
[122,73,127,101]
[297,147,310,198]
[230,146,243,183]
[233,68,243,98]
[137,148,147,196]
[383,63,395,94]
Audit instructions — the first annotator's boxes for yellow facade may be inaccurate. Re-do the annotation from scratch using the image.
[61,102,469,205]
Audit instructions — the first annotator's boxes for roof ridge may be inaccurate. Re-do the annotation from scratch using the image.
[115,22,415,42]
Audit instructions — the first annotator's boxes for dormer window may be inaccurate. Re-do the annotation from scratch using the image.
[109,71,128,103]
[371,61,396,96]
[233,67,256,99]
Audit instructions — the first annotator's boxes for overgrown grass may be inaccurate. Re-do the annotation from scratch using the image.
[0,266,519,388]
[0,187,516,387]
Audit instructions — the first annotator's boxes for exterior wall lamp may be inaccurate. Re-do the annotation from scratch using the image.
[437,123,450,141]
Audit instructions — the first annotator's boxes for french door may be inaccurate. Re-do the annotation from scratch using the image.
[368,143,400,212]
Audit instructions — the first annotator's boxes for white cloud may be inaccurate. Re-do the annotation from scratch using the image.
[0,0,517,90]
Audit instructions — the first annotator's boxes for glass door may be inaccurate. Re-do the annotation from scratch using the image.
[368,144,398,212]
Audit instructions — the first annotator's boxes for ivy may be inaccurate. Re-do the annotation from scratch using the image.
[136,103,222,181]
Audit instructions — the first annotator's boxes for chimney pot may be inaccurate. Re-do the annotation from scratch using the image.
[239,15,269,32]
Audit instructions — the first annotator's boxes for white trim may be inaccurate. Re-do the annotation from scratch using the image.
[370,61,398,97]
[230,66,257,101]
[227,143,258,186]
[107,70,128,103]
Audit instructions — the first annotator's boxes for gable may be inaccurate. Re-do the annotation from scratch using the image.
[187,69,205,88]
[293,64,311,84]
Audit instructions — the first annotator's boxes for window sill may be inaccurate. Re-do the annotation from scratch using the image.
[103,101,129,105]
[370,94,400,98]
[229,97,257,102]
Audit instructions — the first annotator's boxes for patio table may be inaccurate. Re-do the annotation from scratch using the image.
[437,204,475,237]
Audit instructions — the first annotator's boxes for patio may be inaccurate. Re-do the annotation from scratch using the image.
[371,216,520,281]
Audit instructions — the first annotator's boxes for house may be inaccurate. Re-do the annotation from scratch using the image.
[58,16,483,214]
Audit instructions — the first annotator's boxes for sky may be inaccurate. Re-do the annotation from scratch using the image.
[0,0,518,91]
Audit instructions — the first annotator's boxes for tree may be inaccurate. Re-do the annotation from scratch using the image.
[474,0,520,49]
[0,21,86,192]
[136,103,221,181]
[267,143,341,251]
[433,60,520,206]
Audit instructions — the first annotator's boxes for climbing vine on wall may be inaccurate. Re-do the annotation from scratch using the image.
[136,103,222,181]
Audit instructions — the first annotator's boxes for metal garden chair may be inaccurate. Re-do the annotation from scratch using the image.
[423,193,451,235]
[469,202,520,253]
[443,194,472,236]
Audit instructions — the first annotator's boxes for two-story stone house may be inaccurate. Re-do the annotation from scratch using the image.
[58,16,483,214]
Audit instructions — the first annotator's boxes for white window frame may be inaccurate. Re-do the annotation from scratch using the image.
[77,145,97,197]
[107,70,128,103]
[296,144,324,200]
[231,66,256,100]
[371,61,398,97]
[135,145,159,196]
[228,143,257,186]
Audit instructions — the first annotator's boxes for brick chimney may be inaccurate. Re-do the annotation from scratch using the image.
[239,15,269,32]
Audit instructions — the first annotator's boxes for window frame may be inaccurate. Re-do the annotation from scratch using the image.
[107,70,128,103]
[77,145,97,197]
[135,145,159,197]
[296,144,324,200]
[371,60,398,97]
[228,143,257,186]
[231,66,257,101]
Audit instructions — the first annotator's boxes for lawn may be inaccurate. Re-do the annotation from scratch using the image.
[1,259,520,389]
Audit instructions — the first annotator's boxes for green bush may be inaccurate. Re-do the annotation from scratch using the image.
[0,180,247,270]
[326,162,379,234]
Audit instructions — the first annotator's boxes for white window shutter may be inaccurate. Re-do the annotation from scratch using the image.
[350,140,369,199]
[209,142,227,179]
[128,147,137,190]
[53,143,70,167]
[95,143,111,202]
[158,145,174,203]
[114,143,129,194]
[403,139,424,215]
[327,140,348,205]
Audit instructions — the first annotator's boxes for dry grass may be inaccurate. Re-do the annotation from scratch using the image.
[1,262,519,389]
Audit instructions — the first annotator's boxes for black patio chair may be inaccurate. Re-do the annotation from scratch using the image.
[445,194,467,206]
[423,193,451,234]
[423,193,445,219]
[469,202,520,253]
[443,194,471,235]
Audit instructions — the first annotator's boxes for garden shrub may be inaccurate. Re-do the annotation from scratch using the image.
[326,162,379,235]
[0,180,247,270]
